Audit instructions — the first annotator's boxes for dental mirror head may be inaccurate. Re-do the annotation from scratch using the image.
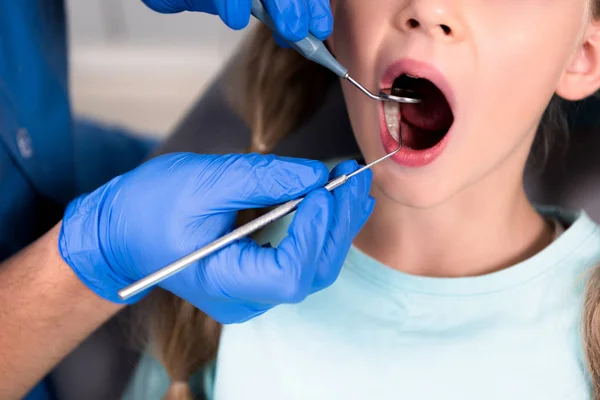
[379,88,421,104]
[344,75,421,104]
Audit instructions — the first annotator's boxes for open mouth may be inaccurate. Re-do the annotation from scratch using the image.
[383,74,454,151]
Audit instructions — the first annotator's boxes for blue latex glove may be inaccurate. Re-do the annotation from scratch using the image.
[141,0,333,42]
[59,153,373,324]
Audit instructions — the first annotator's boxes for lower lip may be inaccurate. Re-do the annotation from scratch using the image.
[378,104,451,167]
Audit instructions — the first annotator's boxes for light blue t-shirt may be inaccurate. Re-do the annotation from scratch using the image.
[124,208,600,400]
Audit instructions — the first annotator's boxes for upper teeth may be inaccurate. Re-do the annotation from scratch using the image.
[405,74,419,79]
[383,101,400,142]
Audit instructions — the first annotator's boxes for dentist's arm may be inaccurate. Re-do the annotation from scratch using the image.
[0,225,122,399]
[0,153,373,398]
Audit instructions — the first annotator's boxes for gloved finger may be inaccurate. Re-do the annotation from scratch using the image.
[188,293,271,324]
[141,0,216,13]
[364,195,376,221]
[201,189,333,304]
[213,0,253,30]
[269,188,333,303]
[310,161,373,291]
[141,0,187,13]
[342,164,374,236]
[307,0,333,40]
[213,305,270,324]
[263,0,309,42]
[198,153,329,210]
[273,32,291,48]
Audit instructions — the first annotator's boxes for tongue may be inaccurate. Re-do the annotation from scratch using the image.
[399,83,453,132]
[401,123,445,150]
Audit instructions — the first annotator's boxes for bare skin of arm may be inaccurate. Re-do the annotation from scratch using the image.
[0,223,123,399]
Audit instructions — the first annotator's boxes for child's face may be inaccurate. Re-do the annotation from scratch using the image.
[328,0,600,208]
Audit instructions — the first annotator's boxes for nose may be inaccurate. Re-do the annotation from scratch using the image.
[395,0,466,42]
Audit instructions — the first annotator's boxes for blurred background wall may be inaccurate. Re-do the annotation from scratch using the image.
[67,0,250,139]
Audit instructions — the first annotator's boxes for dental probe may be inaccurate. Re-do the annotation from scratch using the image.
[118,144,403,301]
[250,0,421,105]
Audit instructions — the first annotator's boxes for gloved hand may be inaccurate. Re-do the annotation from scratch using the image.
[59,153,374,324]
[141,0,333,42]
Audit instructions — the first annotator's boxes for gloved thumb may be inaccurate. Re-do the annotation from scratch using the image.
[274,188,333,302]
[213,0,253,30]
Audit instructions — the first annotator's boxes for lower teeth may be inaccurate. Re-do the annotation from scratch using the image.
[383,101,400,142]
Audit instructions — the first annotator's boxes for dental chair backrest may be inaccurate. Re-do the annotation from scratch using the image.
[524,98,600,219]
[50,52,600,400]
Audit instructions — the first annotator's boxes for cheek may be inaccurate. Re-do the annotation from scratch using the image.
[330,2,392,160]
[473,2,585,113]
[330,0,391,84]
[459,4,586,154]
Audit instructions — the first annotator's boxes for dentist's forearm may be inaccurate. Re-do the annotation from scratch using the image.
[0,223,123,399]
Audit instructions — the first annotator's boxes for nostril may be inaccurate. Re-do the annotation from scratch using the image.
[440,24,452,35]
[403,19,455,37]
[407,18,420,29]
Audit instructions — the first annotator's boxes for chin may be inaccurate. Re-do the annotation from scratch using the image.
[372,167,458,210]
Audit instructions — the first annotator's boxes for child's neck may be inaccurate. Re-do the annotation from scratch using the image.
[354,171,554,279]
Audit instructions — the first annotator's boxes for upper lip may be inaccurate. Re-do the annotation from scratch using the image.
[379,58,455,112]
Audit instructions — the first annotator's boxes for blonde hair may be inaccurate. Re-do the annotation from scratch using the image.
[144,5,600,397]
[141,25,330,400]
